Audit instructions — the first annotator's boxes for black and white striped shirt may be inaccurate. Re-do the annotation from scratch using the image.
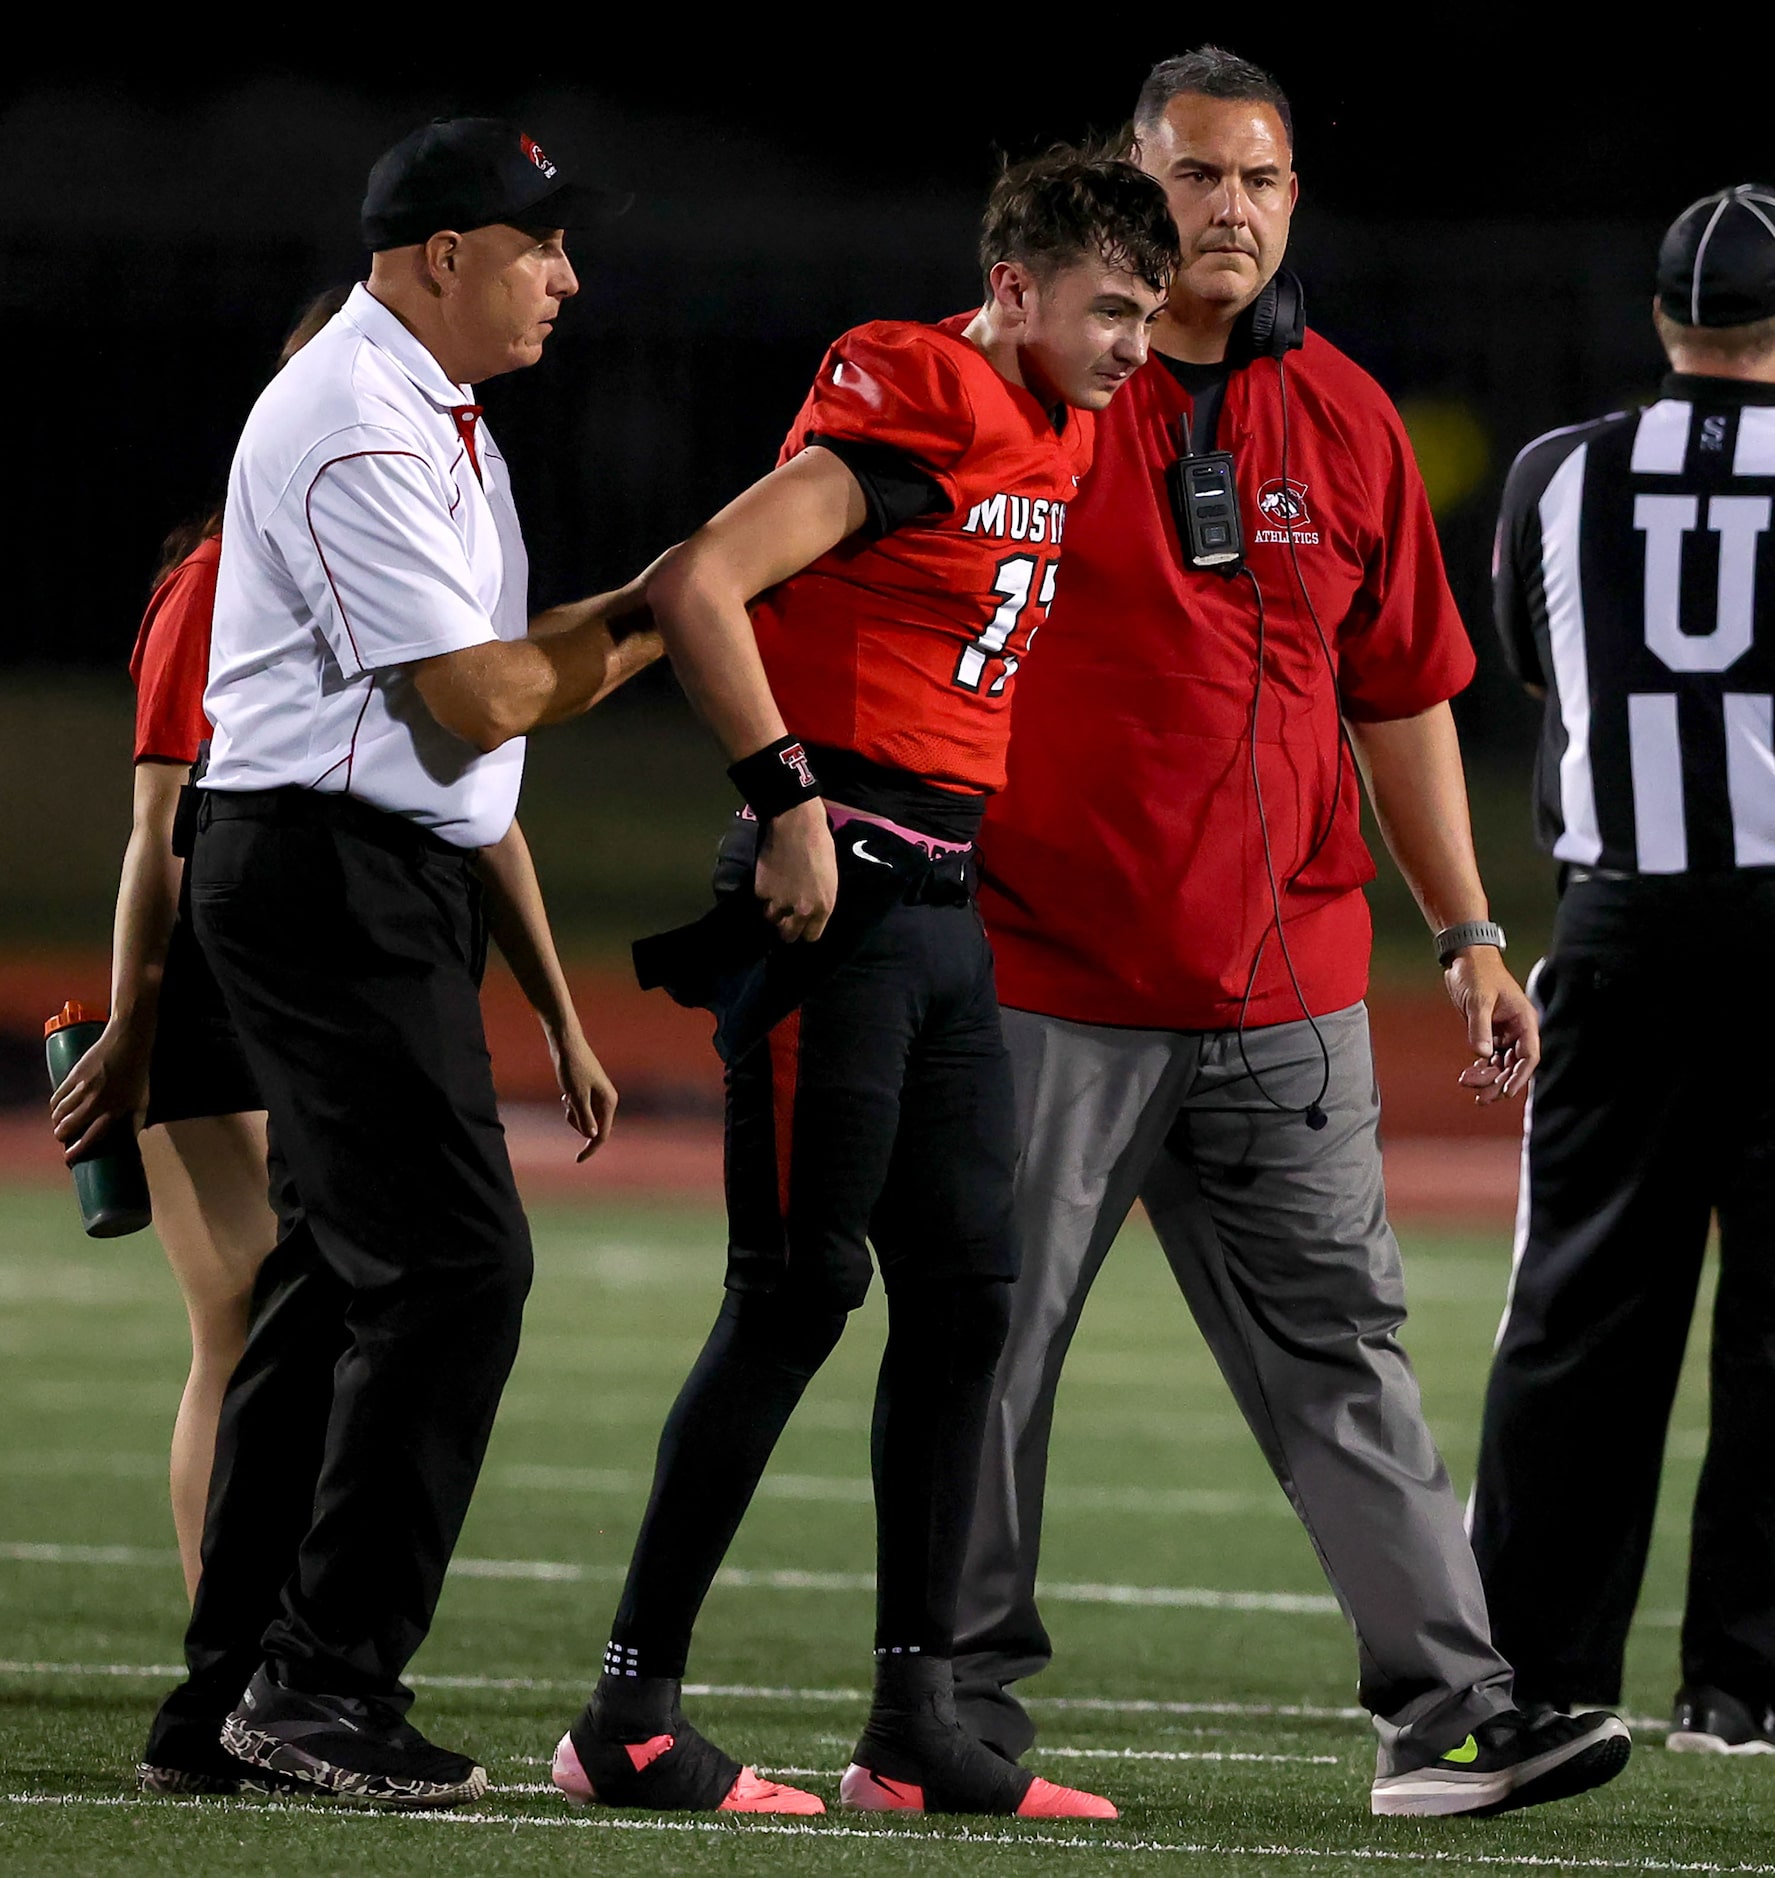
[1496,374,1775,874]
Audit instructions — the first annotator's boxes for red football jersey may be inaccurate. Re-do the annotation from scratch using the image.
[980,330,1476,1030]
[751,314,1095,794]
[130,534,221,765]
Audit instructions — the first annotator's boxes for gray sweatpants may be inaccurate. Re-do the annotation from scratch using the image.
[953,1002,1514,1769]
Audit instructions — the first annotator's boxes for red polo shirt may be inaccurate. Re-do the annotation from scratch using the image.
[979,330,1474,1031]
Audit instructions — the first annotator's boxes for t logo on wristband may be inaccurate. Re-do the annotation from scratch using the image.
[728,736,824,820]
[782,742,816,789]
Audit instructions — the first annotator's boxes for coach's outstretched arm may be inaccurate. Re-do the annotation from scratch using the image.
[644,447,872,943]
[1349,701,1540,1103]
[410,579,664,752]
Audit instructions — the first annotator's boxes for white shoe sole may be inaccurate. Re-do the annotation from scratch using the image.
[1667,1730,1775,1755]
[136,1762,243,1796]
[1371,1717,1630,1818]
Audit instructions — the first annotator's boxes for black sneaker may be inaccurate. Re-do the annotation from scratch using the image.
[219,1666,487,1809]
[1668,1685,1775,1755]
[136,1711,302,1797]
[839,1655,1115,1819]
[1370,1707,1630,1817]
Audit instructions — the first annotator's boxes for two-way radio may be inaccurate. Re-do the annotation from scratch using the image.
[1167,441,1244,572]
[1163,267,1305,574]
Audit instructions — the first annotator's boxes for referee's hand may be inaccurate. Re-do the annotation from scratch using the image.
[1446,948,1540,1104]
[756,799,839,944]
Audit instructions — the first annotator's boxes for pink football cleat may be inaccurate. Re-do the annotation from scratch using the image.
[552,1731,823,1814]
[1014,1775,1119,1820]
[839,1761,1115,1819]
[840,1656,1119,1819]
[839,1764,925,1811]
[719,1767,826,1814]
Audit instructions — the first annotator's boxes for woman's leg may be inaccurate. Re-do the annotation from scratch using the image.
[140,1111,277,1600]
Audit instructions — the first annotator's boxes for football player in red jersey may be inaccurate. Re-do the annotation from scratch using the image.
[548,150,1177,1821]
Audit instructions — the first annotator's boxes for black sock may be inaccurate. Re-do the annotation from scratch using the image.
[606,1287,847,1678]
[871,1274,1012,1656]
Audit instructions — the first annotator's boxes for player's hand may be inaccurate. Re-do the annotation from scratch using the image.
[49,1019,152,1163]
[756,799,838,943]
[1445,947,1540,1105]
[549,1022,618,1162]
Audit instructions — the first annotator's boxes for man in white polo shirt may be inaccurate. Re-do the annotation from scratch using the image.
[139,118,654,1809]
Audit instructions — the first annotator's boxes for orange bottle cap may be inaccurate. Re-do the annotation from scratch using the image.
[45,1001,100,1038]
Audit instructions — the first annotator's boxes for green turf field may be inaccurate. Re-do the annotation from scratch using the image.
[0,1180,1767,1875]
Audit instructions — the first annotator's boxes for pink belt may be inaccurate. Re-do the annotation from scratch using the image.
[740,801,973,860]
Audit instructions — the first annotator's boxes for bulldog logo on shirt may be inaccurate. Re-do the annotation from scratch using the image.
[1254,478,1320,545]
[1257,479,1311,527]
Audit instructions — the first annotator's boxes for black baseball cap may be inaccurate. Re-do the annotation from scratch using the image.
[362,117,630,253]
[1656,184,1775,328]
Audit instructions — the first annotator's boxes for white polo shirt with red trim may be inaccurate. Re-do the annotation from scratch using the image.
[202,283,528,848]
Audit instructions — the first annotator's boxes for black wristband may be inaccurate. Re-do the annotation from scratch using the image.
[727,737,822,820]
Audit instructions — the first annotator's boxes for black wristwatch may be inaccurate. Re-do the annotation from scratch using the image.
[1435,919,1506,967]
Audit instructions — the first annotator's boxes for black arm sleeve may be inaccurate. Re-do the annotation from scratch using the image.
[806,434,948,540]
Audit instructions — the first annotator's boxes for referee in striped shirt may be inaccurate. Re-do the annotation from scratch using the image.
[1472,184,1775,1752]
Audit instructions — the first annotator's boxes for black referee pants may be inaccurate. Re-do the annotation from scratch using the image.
[147,790,532,1750]
[1470,873,1775,1708]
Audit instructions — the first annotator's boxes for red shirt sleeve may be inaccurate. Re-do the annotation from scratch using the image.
[785,324,977,506]
[129,537,220,764]
[1334,397,1477,721]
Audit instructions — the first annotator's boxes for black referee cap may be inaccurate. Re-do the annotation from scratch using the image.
[1656,184,1775,328]
[362,117,630,253]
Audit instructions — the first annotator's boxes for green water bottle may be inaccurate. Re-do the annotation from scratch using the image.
[44,1002,153,1239]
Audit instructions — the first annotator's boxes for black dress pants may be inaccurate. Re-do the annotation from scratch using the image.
[1470,872,1775,1706]
[150,789,532,1746]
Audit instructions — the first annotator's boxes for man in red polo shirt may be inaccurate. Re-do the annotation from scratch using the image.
[952,48,1631,1819]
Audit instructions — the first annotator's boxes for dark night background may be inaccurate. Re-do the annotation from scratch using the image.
[0,31,1769,961]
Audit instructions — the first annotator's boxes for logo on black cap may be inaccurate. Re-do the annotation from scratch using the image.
[520,135,558,180]
[361,116,628,253]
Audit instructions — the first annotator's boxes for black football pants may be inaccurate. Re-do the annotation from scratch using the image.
[147,790,532,1759]
[1470,873,1775,1707]
[608,890,1019,1676]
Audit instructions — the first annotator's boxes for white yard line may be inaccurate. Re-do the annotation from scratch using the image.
[0,1793,1766,1872]
[0,1542,180,1567]
[1038,1747,1342,1765]
[0,1543,1339,1614]
[492,1464,1290,1518]
[0,1539,1688,1634]
[499,1750,1339,1782]
[0,1454,1293,1518]
[0,1659,1675,1735]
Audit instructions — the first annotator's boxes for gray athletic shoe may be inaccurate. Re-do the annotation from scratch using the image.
[1370,1707,1630,1817]
[220,1666,487,1810]
[1667,1686,1775,1755]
